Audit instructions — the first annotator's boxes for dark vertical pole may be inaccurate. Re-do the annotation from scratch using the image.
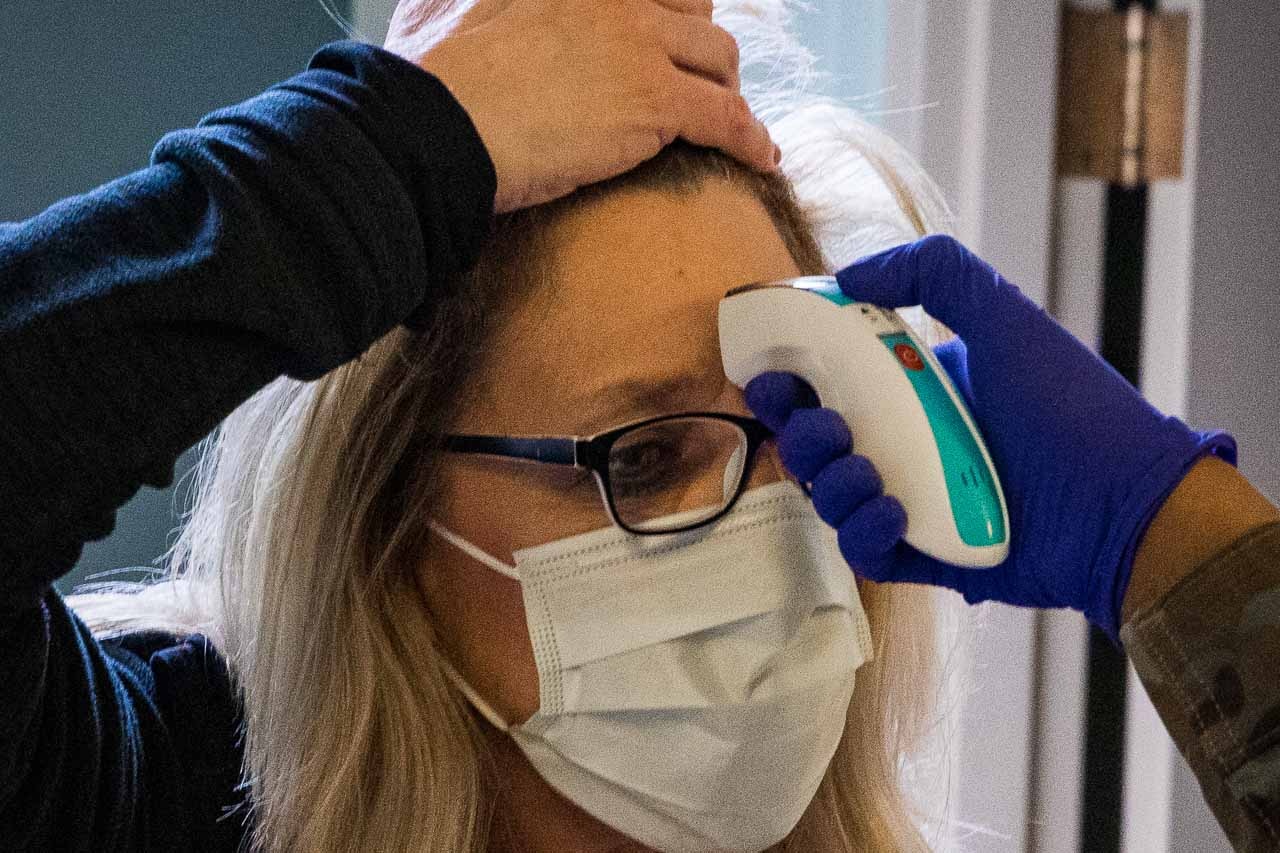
[1078,1,1156,849]
[1080,184,1145,853]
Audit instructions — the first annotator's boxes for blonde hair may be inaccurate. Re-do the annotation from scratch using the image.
[68,1,956,849]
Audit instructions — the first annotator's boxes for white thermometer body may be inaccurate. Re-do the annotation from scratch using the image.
[718,277,1009,568]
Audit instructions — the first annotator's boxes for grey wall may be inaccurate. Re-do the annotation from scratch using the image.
[0,2,348,594]
[1177,2,1280,845]
[1187,0,1280,507]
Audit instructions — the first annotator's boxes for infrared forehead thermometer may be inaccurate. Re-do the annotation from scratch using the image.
[719,277,1009,568]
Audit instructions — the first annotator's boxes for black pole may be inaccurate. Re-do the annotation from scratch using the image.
[1080,184,1146,853]
[1078,2,1156,849]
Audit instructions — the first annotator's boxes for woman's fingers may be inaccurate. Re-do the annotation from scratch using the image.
[667,70,776,173]
[654,7,740,89]
[653,2,768,170]
[405,0,778,212]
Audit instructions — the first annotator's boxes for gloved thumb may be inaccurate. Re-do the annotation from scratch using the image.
[836,234,1007,344]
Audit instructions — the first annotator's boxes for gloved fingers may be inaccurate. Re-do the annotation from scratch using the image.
[846,537,974,597]
[834,494,906,567]
[833,495,976,596]
[744,371,819,433]
[810,454,882,526]
[849,534,1007,607]
[777,408,851,483]
[834,234,998,341]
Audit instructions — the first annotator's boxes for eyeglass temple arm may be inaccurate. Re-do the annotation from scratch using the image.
[444,435,584,467]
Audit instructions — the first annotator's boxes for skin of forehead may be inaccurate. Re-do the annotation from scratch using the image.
[461,179,806,436]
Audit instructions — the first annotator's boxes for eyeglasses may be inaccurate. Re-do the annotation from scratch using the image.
[443,412,775,535]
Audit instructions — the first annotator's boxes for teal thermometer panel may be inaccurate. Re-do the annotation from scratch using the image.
[878,334,1006,546]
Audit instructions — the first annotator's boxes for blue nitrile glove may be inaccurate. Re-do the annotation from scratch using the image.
[744,235,1237,642]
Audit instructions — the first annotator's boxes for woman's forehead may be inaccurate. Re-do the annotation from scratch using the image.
[476,182,803,433]
[546,182,798,308]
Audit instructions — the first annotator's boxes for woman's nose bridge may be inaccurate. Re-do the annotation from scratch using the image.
[751,439,788,487]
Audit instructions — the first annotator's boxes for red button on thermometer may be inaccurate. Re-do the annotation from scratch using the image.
[894,342,924,371]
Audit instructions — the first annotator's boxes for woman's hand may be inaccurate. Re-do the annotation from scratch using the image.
[744,235,1237,642]
[385,0,779,215]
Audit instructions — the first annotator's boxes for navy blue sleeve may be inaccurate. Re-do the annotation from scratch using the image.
[0,40,496,849]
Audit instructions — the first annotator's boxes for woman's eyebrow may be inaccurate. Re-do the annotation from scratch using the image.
[572,372,709,434]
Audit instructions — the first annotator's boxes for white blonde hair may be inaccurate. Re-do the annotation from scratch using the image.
[69,1,956,849]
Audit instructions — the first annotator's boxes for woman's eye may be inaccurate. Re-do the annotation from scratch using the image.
[610,439,683,496]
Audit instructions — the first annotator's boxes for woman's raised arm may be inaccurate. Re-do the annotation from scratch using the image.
[0,41,495,599]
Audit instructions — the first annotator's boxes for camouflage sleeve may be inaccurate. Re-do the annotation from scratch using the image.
[1122,519,1280,852]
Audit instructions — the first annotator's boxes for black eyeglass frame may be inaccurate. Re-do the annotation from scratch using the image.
[443,412,775,535]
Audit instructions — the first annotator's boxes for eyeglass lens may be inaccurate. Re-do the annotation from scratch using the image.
[607,417,749,532]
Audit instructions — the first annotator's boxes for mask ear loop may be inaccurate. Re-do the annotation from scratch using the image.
[426,520,521,732]
[436,656,513,733]
[427,520,521,581]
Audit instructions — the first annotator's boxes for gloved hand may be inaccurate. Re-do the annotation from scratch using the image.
[744,235,1237,642]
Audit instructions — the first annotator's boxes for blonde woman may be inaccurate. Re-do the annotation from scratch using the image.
[0,0,961,850]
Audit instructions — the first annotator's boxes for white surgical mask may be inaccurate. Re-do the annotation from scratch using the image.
[428,480,873,853]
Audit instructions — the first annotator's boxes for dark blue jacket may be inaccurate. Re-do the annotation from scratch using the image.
[0,40,496,851]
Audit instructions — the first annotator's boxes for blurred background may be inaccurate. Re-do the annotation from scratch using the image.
[6,1,1276,850]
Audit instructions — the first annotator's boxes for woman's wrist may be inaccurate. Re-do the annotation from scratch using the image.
[1123,455,1280,626]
